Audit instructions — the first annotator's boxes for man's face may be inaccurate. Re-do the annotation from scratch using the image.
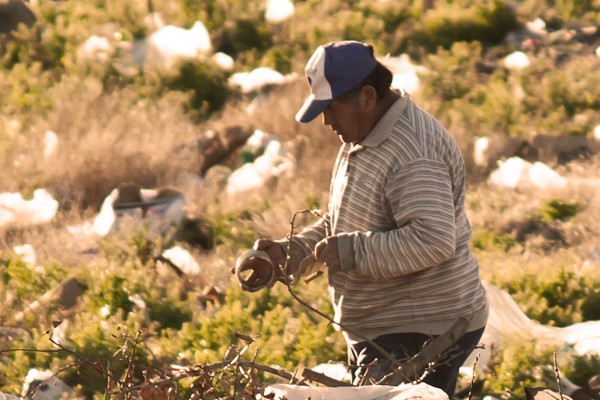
[322,94,369,144]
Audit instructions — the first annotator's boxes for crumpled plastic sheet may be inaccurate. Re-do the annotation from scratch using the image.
[264,382,449,400]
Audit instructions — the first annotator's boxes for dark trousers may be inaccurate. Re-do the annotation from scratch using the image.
[348,327,485,399]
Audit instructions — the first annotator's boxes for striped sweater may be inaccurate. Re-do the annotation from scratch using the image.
[284,93,488,344]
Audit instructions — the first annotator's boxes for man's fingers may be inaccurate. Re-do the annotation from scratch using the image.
[314,237,329,260]
[253,238,273,251]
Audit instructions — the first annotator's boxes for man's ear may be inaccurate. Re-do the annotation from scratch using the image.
[360,85,378,109]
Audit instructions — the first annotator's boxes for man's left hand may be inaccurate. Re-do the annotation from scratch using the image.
[314,236,342,275]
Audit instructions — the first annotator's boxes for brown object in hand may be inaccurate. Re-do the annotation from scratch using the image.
[234,249,278,292]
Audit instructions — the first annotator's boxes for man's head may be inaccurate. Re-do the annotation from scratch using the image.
[296,40,395,144]
[295,40,379,123]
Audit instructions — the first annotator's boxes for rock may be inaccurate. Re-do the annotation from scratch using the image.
[525,387,572,400]
[196,125,255,175]
[589,374,600,389]
[474,135,534,170]
[0,326,32,348]
[0,391,21,400]
[530,134,600,165]
[0,0,36,34]
[14,277,84,322]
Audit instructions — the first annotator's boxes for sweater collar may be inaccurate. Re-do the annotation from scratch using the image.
[356,92,410,149]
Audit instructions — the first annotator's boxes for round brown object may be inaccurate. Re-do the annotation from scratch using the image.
[234,249,277,292]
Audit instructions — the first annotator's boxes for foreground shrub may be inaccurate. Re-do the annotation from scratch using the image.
[565,353,600,387]
[501,268,600,326]
[483,339,555,397]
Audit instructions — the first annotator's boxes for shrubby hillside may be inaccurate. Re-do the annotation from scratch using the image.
[1,0,600,398]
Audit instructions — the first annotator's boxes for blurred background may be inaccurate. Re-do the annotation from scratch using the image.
[1,0,600,398]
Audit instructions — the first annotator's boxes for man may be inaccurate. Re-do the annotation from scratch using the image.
[236,40,488,399]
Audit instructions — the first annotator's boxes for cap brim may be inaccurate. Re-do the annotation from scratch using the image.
[295,95,332,123]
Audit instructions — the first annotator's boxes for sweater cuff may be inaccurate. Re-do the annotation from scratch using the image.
[337,232,357,272]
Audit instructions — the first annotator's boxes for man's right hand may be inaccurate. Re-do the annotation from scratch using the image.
[230,239,287,292]
[253,239,286,270]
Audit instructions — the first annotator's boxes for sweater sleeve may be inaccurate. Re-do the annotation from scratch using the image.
[340,158,456,280]
[274,214,330,280]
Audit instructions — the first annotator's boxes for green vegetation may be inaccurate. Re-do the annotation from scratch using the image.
[1,0,600,398]
[501,268,600,326]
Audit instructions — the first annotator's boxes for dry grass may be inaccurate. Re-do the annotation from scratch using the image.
[468,153,600,285]
[0,75,340,287]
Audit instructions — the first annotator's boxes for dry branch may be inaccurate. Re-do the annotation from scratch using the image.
[378,316,471,385]
[300,367,353,387]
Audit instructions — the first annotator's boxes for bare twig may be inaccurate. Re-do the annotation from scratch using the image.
[119,361,305,394]
[468,353,480,400]
[48,336,121,384]
[553,352,564,400]
[122,330,143,399]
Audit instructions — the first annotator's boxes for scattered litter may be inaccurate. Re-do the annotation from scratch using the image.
[22,369,73,400]
[13,243,37,266]
[229,67,295,93]
[488,157,567,189]
[473,135,532,170]
[463,282,600,373]
[76,35,114,64]
[211,52,235,70]
[0,189,59,230]
[226,130,294,194]
[525,18,547,36]
[145,21,212,70]
[265,0,295,23]
[99,305,111,318]
[244,129,273,157]
[380,54,425,94]
[503,51,531,69]
[68,184,186,237]
[474,137,491,167]
[311,362,352,382]
[128,293,148,320]
[528,161,568,189]
[50,320,69,348]
[43,130,59,158]
[265,381,449,400]
[162,246,202,275]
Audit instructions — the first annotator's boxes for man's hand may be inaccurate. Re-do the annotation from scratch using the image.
[253,239,286,270]
[314,236,342,275]
[231,239,287,292]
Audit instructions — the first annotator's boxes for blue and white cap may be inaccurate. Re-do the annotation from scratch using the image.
[295,41,378,123]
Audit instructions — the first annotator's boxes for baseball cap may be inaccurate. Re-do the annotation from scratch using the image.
[295,41,378,123]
